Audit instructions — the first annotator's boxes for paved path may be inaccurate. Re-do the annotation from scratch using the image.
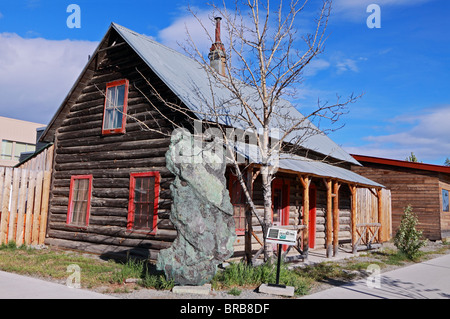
[302,253,450,299]
[0,271,115,299]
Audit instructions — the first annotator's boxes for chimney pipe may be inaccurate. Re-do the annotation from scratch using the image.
[209,17,226,76]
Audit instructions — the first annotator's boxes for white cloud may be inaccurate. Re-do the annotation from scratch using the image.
[157,10,215,55]
[304,59,331,76]
[0,12,3,19]
[344,105,450,163]
[336,58,359,73]
[0,33,98,124]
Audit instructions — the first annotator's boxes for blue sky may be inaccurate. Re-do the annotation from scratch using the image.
[0,0,449,164]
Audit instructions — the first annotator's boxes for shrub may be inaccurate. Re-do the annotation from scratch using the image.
[394,205,426,260]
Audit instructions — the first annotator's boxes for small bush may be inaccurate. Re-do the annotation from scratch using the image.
[394,205,426,260]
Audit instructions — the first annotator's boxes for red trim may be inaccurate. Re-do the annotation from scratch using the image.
[127,172,160,235]
[66,175,93,227]
[102,79,129,135]
[352,154,450,174]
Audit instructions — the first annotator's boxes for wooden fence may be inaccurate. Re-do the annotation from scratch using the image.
[0,145,54,246]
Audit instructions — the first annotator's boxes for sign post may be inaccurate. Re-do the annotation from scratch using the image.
[265,227,297,288]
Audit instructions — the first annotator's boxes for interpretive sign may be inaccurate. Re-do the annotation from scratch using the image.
[265,227,297,246]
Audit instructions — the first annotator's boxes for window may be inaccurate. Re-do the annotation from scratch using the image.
[102,79,129,135]
[228,174,246,235]
[443,189,449,212]
[1,140,13,160]
[14,142,36,161]
[127,172,160,233]
[67,175,93,227]
[1,140,36,161]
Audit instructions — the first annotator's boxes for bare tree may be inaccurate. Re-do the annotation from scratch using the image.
[178,0,360,261]
[103,0,360,262]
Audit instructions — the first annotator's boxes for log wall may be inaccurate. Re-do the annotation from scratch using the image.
[230,171,354,258]
[47,32,180,259]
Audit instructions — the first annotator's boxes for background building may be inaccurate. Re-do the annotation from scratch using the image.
[0,116,46,167]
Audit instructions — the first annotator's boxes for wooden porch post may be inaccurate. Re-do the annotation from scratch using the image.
[349,185,357,254]
[333,181,341,257]
[299,175,310,257]
[377,188,384,243]
[324,179,333,258]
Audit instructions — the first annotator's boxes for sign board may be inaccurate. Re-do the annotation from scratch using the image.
[265,227,297,246]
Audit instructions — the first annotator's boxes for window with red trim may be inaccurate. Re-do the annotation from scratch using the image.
[127,172,160,233]
[228,174,246,235]
[67,175,93,227]
[102,79,129,135]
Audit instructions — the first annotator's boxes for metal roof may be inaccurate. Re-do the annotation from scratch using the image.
[231,142,383,188]
[112,23,360,166]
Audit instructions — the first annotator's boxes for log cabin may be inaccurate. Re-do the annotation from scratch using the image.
[38,22,388,262]
[351,154,450,241]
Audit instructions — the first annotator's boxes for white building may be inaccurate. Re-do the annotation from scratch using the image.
[0,116,45,167]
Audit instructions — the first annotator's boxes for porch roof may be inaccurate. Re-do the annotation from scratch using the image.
[231,143,384,188]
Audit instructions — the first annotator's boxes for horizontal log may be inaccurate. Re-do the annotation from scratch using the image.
[44,238,161,260]
[55,157,166,171]
[53,166,173,180]
[56,138,170,155]
[56,129,171,148]
[55,147,169,164]
[48,222,177,241]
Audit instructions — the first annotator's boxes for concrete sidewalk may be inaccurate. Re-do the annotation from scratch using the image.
[0,271,116,299]
[302,253,450,299]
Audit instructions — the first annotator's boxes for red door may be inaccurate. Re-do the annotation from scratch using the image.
[308,184,317,249]
[272,179,290,251]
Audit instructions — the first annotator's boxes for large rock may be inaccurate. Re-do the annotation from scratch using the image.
[156,129,236,286]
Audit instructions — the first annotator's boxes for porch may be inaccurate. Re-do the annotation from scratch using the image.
[229,151,392,263]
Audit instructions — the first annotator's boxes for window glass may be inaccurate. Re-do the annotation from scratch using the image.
[128,172,160,232]
[133,176,156,230]
[103,80,128,133]
[443,189,449,212]
[68,176,92,226]
[1,140,13,160]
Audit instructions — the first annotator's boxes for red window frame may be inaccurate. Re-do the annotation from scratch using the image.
[127,172,160,234]
[228,174,246,235]
[66,175,93,227]
[102,79,129,135]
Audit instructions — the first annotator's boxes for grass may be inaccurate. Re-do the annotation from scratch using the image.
[0,240,449,296]
[211,260,313,295]
[0,242,174,292]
